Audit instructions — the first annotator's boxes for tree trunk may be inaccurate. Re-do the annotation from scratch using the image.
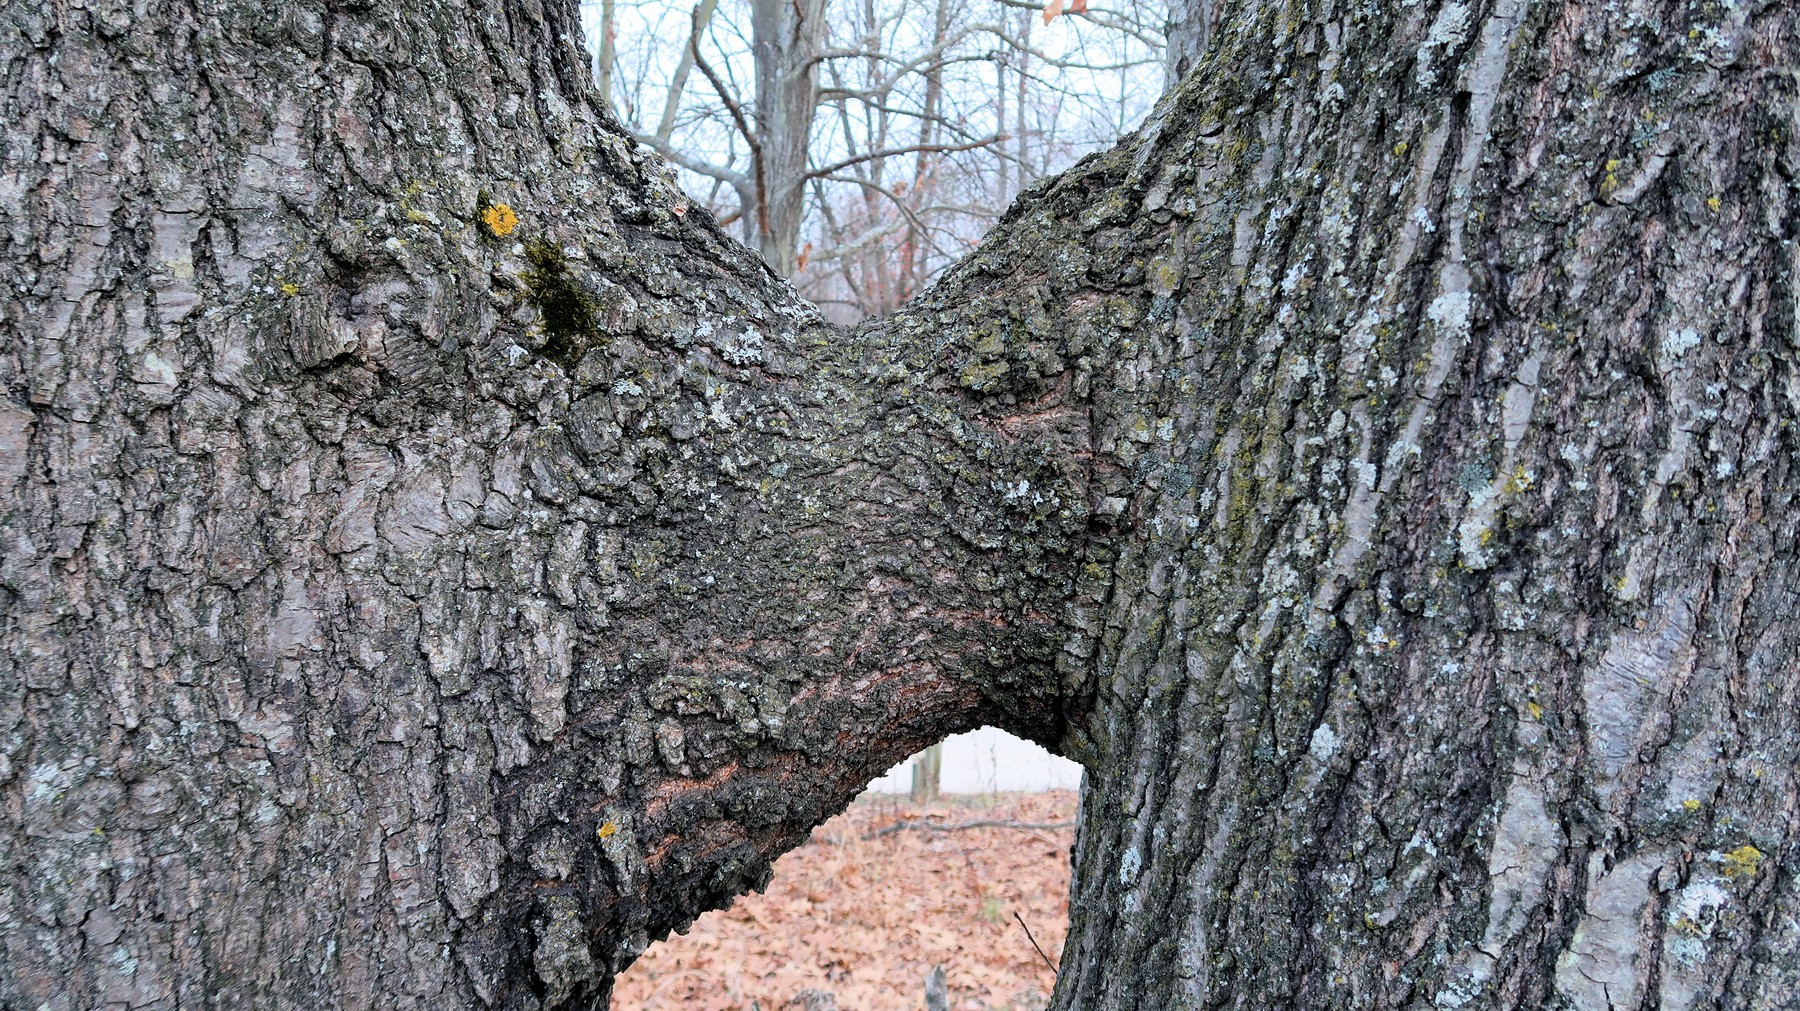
[1164,0,1215,91]
[1042,2,1800,1007]
[594,0,615,111]
[654,0,722,145]
[750,0,828,276]
[3,5,1797,1011]
[911,742,943,804]
[899,0,953,308]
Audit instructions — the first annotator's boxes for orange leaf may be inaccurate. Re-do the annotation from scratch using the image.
[1070,0,1088,10]
[1042,0,1062,25]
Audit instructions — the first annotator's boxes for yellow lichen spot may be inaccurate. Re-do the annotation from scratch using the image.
[1722,844,1764,880]
[1682,799,1702,812]
[1600,159,1621,195]
[278,280,300,297]
[482,202,519,237]
[1707,195,1722,213]
[1393,141,1409,157]
[1525,700,1543,720]
[597,820,619,841]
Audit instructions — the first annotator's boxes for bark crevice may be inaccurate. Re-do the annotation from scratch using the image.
[4,1,1799,1009]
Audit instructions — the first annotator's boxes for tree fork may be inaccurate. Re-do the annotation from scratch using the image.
[3,1,1799,1010]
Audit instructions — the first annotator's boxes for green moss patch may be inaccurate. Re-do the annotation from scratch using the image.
[522,240,602,368]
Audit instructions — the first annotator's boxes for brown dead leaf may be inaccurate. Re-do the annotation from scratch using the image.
[614,792,1075,1010]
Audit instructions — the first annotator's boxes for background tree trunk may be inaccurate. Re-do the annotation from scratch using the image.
[910,742,943,804]
[3,3,1798,1011]
[594,0,616,111]
[654,0,722,145]
[750,0,828,275]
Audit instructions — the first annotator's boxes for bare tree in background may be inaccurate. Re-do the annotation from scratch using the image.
[748,0,830,276]
[8,0,1800,1008]
[591,0,1165,315]
[602,0,829,276]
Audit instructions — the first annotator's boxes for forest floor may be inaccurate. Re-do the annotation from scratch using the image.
[611,791,1078,1011]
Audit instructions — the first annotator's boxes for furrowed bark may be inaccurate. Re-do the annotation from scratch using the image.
[749,0,826,276]
[1016,1,1800,1007]
[0,2,1087,1006]
[4,0,1800,1009]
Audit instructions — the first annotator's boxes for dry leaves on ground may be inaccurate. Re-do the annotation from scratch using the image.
[612,791,1077,1011]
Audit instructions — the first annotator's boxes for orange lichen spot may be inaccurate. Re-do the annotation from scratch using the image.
[598,820,619,841]
[482,202,519,238]
[1722,845,1764,880]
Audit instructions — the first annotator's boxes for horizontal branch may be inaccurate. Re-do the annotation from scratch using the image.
[805,136,1005,182]
[633,132,749,190]
[862,818,1076,839]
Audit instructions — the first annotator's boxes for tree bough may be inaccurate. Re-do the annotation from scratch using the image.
[2,1,1798,1009]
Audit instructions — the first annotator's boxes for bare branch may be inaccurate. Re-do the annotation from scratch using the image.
[655,0,723,143]
[687,12,769,241]
[634,133,749,191]
[863,818,1076,839]
[804,135,1005,182]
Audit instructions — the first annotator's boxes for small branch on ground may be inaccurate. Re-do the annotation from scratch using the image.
[1015,912,1058,974]
[862,818,1075,839]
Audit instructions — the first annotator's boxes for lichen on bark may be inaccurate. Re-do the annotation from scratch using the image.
[2,1,1799,1010]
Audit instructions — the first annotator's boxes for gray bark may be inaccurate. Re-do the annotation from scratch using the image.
[2,3,1074,1007]
[750,0,828,276]
[1047,2,1800,1007]
[2,2,1798,1011]
[1164,0,1214,91]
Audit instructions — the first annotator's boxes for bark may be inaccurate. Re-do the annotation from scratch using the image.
[1039,2,1800,1007]
[750,0,828,276]
[2,3,1798,1011]
[1,4,1078,1008]
[594,0,614,111]
[1164,0,1215,91]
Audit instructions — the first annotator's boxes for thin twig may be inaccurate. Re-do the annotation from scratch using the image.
[862,818,1074,839]
[804,135,1006,182]
[687,13,768,241]
[1014,912,1057,974]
